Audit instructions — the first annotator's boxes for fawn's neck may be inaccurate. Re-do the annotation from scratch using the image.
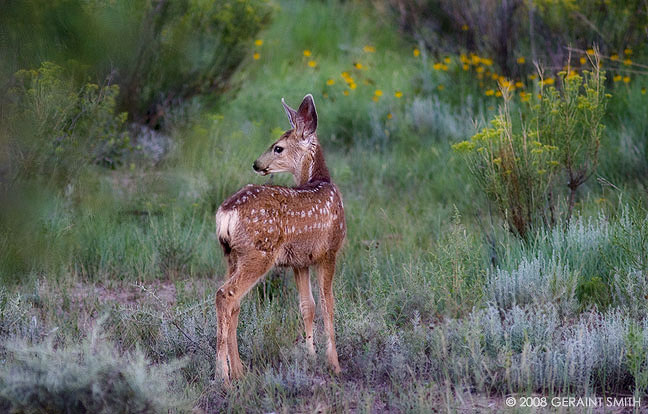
[296,139,331,186]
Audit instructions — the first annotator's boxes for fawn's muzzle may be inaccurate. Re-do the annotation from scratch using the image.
[253,161,268,175]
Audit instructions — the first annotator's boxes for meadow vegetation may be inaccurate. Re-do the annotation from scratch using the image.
[1,0,648,412]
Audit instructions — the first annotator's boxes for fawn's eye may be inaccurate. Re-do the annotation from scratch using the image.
[274,146,284,154]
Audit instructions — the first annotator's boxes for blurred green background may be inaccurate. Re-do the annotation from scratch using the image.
[1,0,648,412]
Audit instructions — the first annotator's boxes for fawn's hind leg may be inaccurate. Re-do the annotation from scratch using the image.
[215,250,272,381]
[227,304,244,379]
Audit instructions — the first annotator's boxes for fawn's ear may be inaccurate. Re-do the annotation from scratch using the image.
[282,98,297,129]
[295,94,317,137]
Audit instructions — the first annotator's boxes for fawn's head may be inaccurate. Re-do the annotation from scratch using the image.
[253,94,325,184]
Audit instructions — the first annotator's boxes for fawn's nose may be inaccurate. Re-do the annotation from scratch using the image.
[253,161,261,172]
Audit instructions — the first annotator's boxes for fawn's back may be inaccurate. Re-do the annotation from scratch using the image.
[217,181,345,267]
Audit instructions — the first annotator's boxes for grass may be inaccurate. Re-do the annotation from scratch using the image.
[1,0,648,412]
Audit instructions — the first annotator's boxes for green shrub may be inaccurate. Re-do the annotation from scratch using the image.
[7,62,131,183]
[452,66,608,236]
[576,275,611,310]
[1,0,272,125]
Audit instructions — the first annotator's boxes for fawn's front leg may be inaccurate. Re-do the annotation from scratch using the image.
[293,266,316,355]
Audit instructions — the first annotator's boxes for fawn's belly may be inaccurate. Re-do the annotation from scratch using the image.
[275,238,330,268]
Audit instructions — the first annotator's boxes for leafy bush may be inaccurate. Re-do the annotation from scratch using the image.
[6,62,131,182]
[1,0,272,125]
[453,66,608,236]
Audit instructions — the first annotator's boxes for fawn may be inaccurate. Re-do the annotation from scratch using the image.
[215,94,346,381]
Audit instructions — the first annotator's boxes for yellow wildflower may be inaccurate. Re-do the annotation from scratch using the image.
[363,45,376,53]
[485,89,495,96]
[586,48,595,55]
[444,57,452,64]
[624,58,632,66]
[613,74,622,82]
[610,53,619,61]
[374,89,383,96]
[441,64,448,71]
[438,84,445,91]
[517,57,526,64]
[541,77,555,86]
[642,87,646,95]
[254,39,263,46]
[433,62,443,70]
[452,140,476,153]
[343,90,349,96]
[493,157,502,166]
[476,66,484,73]
[623,76,631,83]
[482,58,493,66]
[463,64,469,71]
[387,113,393,119]
[537,169,546,175]
[372,96,379,102]
[303,50,312,57]
[413,48,420,57]
[471,55,481,65]
[308,60,317,68]
[515,81,524,88]
[253,52,260,60]
[580,56,587,65]
[394,91,403,98]
[495,91,502,97]
[624,48,633,56]
[326,79,335,86]
[461,24,469,31]
[354,62,364,69]
[349,82,357,90]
